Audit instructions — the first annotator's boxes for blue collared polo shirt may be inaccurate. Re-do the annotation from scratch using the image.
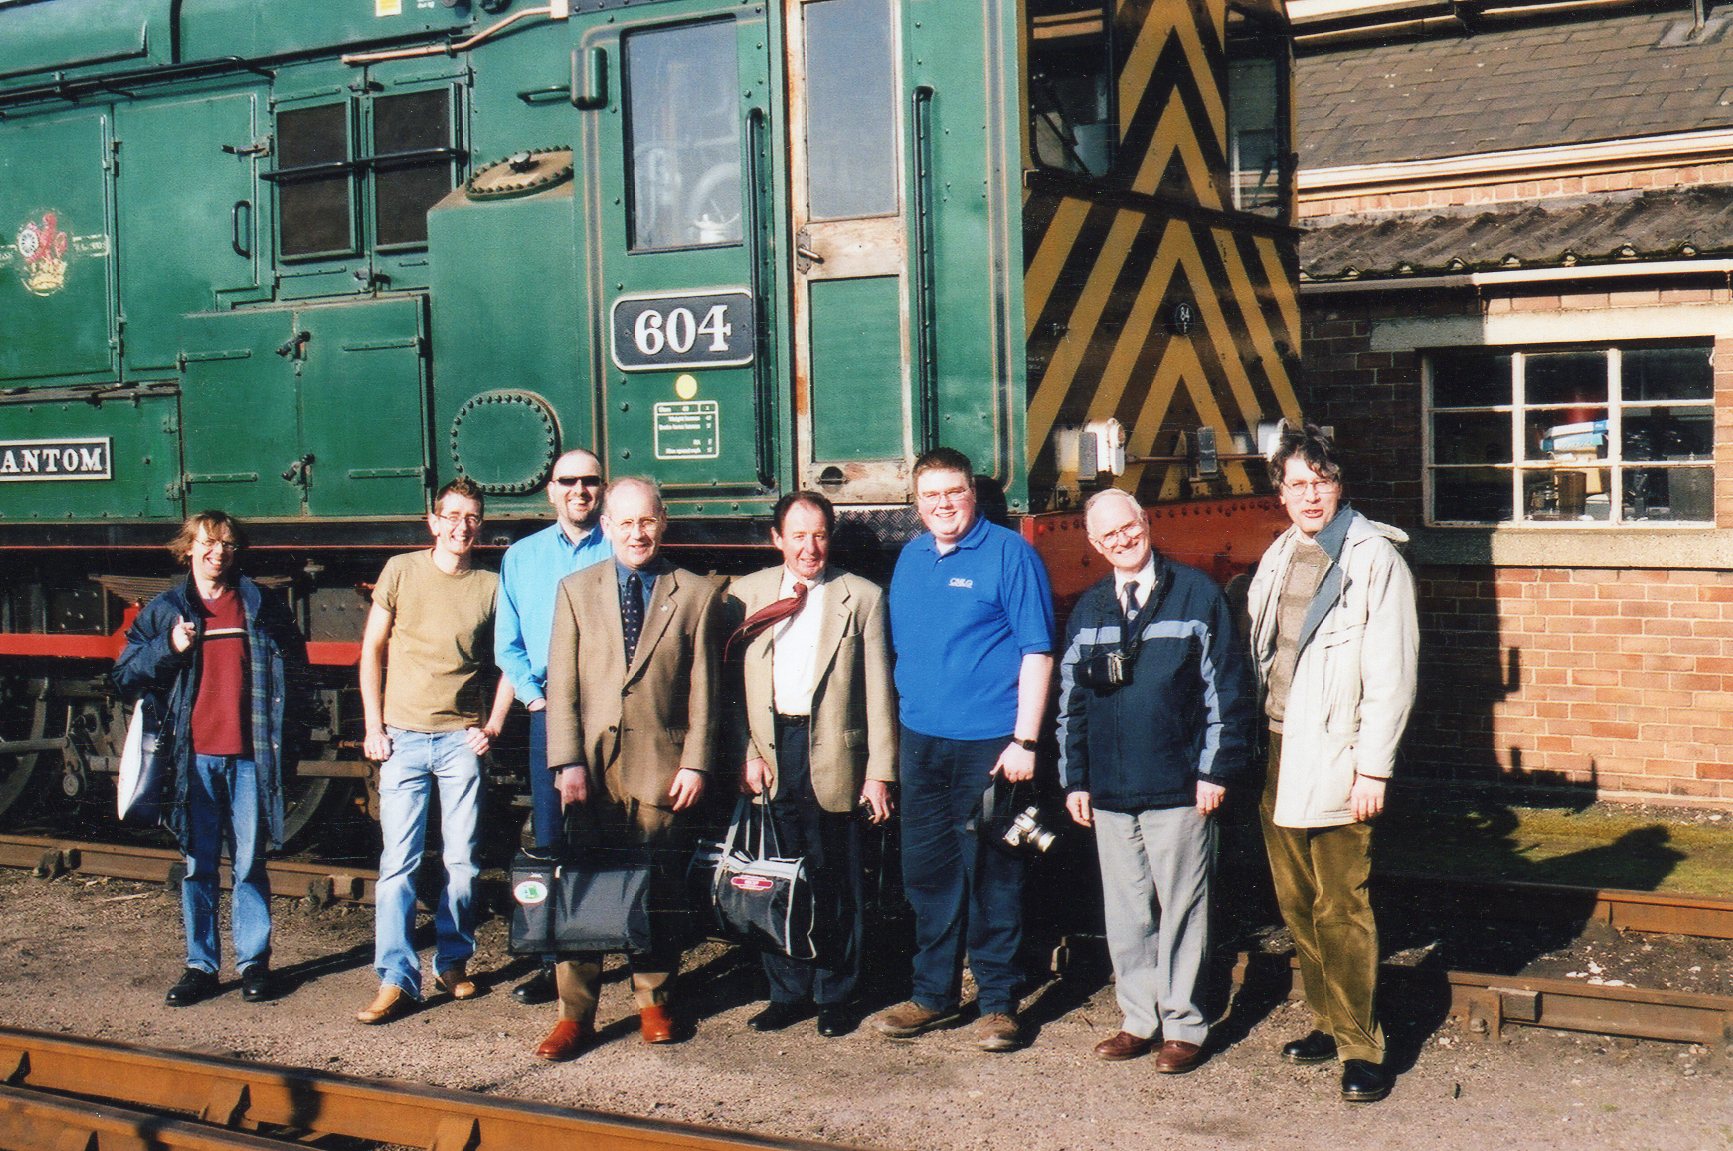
[889,514,1055,740]
[495,522,612,705]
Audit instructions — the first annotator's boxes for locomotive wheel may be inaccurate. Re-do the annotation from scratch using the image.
[0,676,54,826]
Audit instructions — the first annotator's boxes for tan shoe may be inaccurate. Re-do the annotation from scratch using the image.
[356,984,412,1025]
[971,1011,1024,1052]
[434,965,477,1000]
[869,1000,961,1039]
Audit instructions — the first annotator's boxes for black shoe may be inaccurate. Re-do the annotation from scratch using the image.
[511,966,557,1006]
[1341,1059,1391,1103]
[1282,1030,1338,1064]
[240,963,273,1003]
[165,968,219,1008]
[747,1001,812,1032]
[816,1005,857,1038]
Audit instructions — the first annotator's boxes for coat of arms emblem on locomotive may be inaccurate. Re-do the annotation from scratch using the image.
[15,210,69,296]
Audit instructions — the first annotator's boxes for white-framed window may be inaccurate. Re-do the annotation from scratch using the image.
[1426,342,1715,525]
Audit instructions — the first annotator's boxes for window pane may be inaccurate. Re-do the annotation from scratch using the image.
[1623,406,1714,461]
[1630,466,1714,522]
[373,91,453,248]
[277,104,353,258]
[1525,408,1606,463]
[1624,345,1712,401]
[1433,467,1512,522]
[626,21,742,249]
[1028,3,1112,177]
[1432,410,1511,465]
[1523,466,1610,521]
[1525,350,1606,406]
[1228,54,1283,215]
[805,0,897,219]
[1430,348,1511,408]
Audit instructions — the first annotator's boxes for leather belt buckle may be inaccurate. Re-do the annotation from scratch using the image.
[774,712,810,727]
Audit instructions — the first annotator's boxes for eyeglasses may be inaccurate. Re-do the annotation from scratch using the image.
[194,537,238,553]
[1282,479,1339,497]
[552,475,603,488]
[611,517,663,534]
[438,513,482,528]
[1092,522,1145,548]
[916,486,972,506]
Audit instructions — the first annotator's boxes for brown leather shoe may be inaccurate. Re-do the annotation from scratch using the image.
[533,1019,593,1061]
[869,1000,962,1039]
[639,1004,677,1044]
[1155,1039,1205,1074]
[434,965,477,1000]
[355,984,412,1025]
[971,1012,1025,1052]
[1093,1031,1155,1061]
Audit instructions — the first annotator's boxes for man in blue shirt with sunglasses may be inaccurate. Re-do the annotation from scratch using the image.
[495,448,613,1005]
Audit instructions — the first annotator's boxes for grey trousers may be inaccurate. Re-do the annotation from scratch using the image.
[1093,804,1216,1044]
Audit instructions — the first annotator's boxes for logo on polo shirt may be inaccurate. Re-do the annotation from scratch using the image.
[948,577,974,589]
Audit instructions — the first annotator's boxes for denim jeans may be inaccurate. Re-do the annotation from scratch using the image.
[898,726,1027,1016]
[375,727,482,998]
[183,754,272,974]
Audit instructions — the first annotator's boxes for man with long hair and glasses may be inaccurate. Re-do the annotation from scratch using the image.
[495,449,613,1005]
[356,476,514,1025]
[1246,424,1418,1103]
[115,511,306,1007]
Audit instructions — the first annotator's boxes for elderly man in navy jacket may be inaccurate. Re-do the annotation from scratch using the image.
[1057,489,1254,1073]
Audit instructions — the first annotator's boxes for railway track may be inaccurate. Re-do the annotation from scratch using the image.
[4,832,1731,1047]
[0,1026,854,1151]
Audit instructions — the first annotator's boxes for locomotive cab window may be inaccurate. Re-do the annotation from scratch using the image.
[1027,1,1113,178]
[270,84,460,262]
[1226,12,1288,217]
[625,21,744,250]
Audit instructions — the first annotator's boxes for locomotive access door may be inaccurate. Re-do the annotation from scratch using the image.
[587,7,778,505]
[787,0,913,504]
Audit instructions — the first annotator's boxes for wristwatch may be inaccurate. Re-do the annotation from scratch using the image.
[1011,736,1038,751]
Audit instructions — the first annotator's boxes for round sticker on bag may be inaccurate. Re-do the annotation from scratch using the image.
[514,879,549,904]
[730,875,775,893]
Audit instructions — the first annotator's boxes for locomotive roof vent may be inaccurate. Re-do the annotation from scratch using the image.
[466,148,575,201]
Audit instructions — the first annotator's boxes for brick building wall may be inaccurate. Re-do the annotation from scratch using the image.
[1302,286,1733,803]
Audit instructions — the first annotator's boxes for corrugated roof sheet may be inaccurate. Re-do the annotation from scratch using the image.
[1299,185,1733,280]
[1298,6,1733,169]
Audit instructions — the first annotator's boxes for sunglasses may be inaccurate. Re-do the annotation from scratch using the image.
[552,475,603,488]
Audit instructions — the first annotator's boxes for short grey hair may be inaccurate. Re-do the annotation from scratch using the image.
[603,475,665,518]
[1083,487,1144,522]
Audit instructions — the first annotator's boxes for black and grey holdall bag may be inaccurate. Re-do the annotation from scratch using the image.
[709,798,818,960]
[509,841,654,955]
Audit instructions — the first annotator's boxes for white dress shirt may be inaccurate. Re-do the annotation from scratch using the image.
[771,567,828,716]
[1114,556,1155,622]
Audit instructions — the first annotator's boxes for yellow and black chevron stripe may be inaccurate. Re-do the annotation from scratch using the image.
[1023,0,1300,511]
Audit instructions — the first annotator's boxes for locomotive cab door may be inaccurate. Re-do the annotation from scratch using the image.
[586,7,779,507]
[787,0,913,504]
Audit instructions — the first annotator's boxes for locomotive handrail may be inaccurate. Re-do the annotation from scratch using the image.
[910,84,939,453]
[745,106,777,490]
[0,56,273,110]
[261,146,466,183]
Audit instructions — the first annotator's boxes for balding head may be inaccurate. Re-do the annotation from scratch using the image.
[1084,488,1152,575]
[602,476,667,570]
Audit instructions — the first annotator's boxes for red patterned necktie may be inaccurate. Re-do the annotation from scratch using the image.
[726,581,808,661]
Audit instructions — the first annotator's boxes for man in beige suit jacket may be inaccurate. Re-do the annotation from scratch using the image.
[725,491,896,1038]
[534,477,720,1060]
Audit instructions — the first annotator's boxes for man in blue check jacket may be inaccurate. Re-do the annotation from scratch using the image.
[1057,489,1254,1073]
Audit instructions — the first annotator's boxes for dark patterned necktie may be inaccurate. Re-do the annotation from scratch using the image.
[1122,582,1141,624]
[622,573,645,663]
[725,581,808,662]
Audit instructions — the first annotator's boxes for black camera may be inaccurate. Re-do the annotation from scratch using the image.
[1076,650,1132,690]
[1002,806,1059,854]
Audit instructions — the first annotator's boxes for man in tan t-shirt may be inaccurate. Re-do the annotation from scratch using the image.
[355,477,514,1025]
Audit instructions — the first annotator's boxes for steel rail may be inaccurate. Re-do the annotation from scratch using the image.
[0,1027,865,1151]
[0,1082,306,1151]
[0,835,377,905]
[1382,870,1733,941]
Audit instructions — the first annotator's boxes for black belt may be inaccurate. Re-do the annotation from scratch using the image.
[774,712,810,727]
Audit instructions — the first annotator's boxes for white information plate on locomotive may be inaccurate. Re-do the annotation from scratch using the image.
[611,289,754,372]
[653,401,720,460]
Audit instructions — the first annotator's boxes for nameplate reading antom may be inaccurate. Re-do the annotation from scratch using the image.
[0,437,111,481]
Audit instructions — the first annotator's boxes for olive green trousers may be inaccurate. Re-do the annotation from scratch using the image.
[1260,730,1385,1065]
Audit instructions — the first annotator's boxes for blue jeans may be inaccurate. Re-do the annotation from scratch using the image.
[375,727,482,998]
[183,754,272,974]
[898,726,1027,1016]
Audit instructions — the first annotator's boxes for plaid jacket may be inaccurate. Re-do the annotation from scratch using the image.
[114,574,305,851]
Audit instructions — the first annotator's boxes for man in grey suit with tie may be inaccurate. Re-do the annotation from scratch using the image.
[536,476,721,1060]
[725,491,896,1037]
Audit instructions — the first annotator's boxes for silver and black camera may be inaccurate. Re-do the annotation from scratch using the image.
[1076,650,1132,690]
[1002,806,1059,854]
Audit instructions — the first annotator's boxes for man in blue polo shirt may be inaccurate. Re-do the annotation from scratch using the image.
[495,448,612,1005]
[872,447,1055,1052]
